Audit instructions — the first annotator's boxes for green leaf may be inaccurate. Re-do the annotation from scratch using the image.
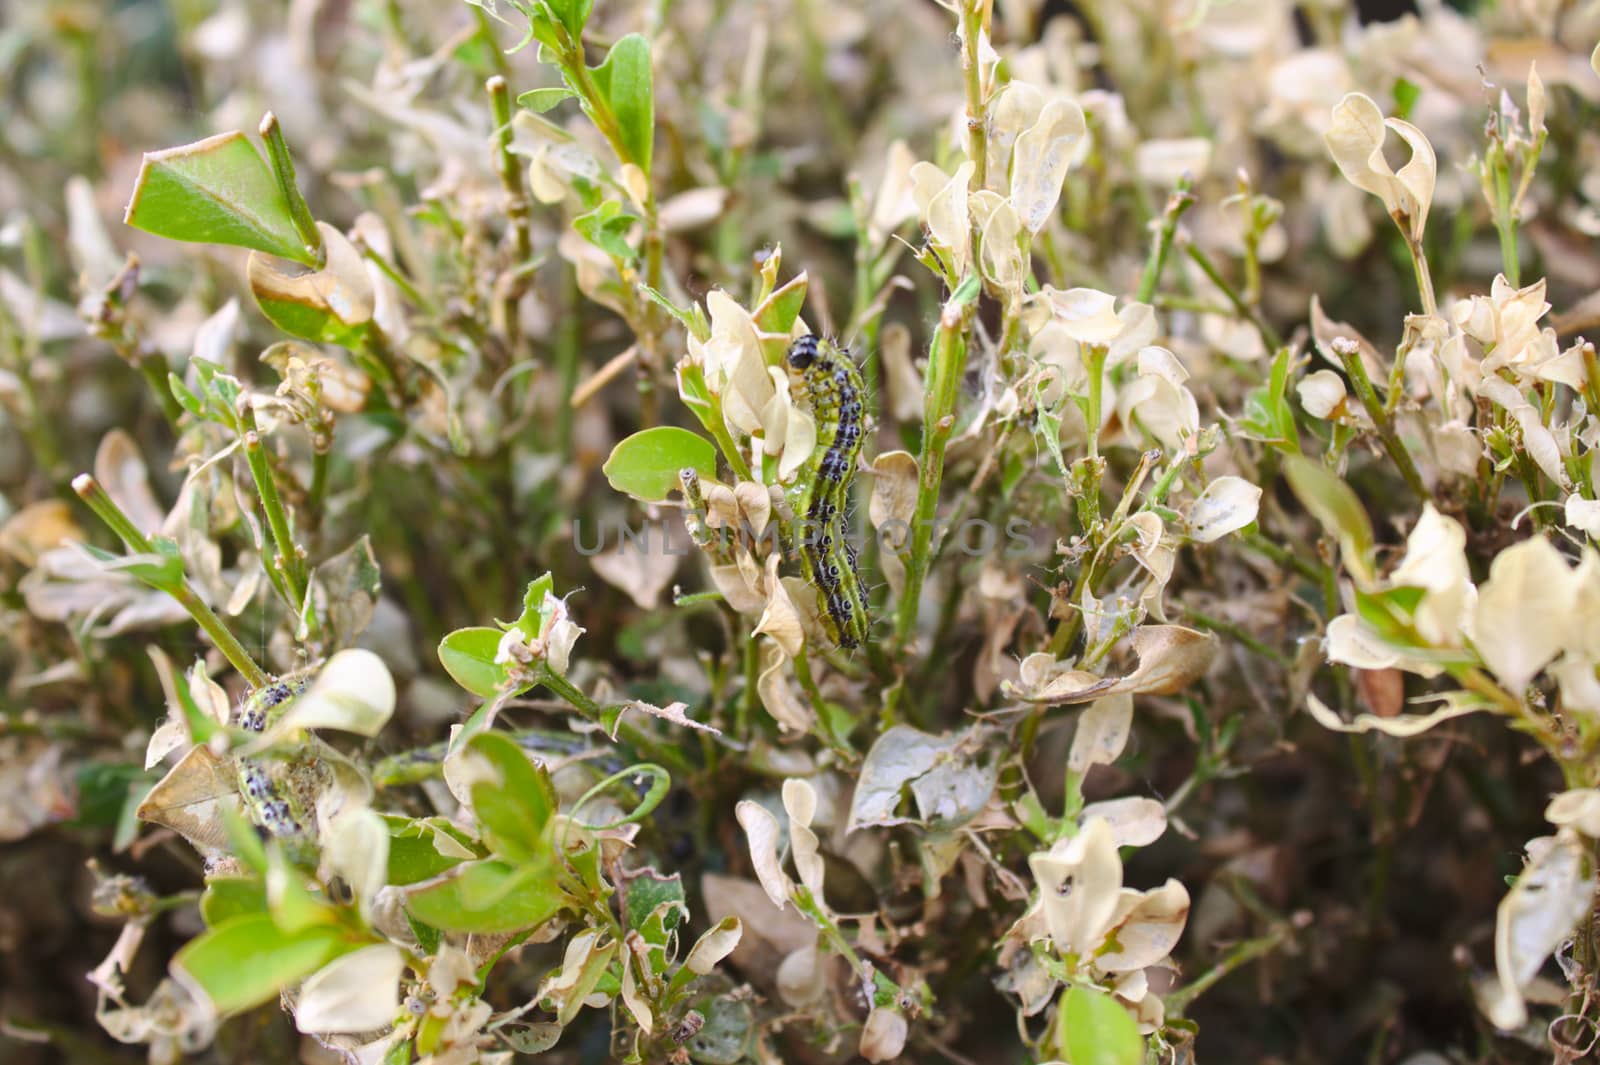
[463,732,558,861]
[247,224,374,346]
[545,0,593,39]
[200,877,269,927]
[752,272,808,338]
[590,34,654,173]
[71,762,152,829]
[1057,985,1144,1065]
[640,284,710,341]
[624,868,685,973]
[1392,77,1421,121]
[438,627,512,699]
[603,427,717,501]
[267,848,335,933]
[384,816,479,885]
[1282,454,1375,584]
[518,86,578,113]
[173,912,354,1014]
[511,573,558,640]
[125,131,315,265]
[573,199,639,261]
[404,859,567,934]
[1240,348,1299,453]
[623,868,685,935]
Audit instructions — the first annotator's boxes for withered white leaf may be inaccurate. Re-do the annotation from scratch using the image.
[1068,693,1134,773]
[294,944,405,1034]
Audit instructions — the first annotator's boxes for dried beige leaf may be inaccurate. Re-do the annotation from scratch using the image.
[756,639,813,733]
[782,778,825,902]
[1485,831,1595,1029]
[1068,693,1134,773]
[1010,98,1086,233]
[591,545,679,611]
[776,944,825,1006]
[1297,369,1349,420]
[135,744,240,852]
[735,799,791,908]
[1473,536,1575,694]
[1305,691,1489,737]
[0,500,83,567]
[1120,624,1216,695]
[1545,790,1600,837]
[294,944,404,1034]
[1325,92,1436,242]
[621,699,720,735]
[95,430,167,536]
[1095,879,1190,972]
[856,328,912,436]
[868,450,919,546]
[684,916,742,975]
[860,1006,908,1063]
[254,649,395,747]
[1187,476,1262,543]
[1080,796,1167,848]
[1029,816,1123,957]
[247,223,374,330]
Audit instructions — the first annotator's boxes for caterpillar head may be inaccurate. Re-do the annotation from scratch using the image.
[785,334,820,373]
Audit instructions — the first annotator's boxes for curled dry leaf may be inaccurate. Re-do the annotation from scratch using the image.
[1324,92,1436,242]
[734,799,791,909]
[1305,691,1491,737]
[756,638,813,732]
[251,649,395,749]
[860,1006,909,1063]
[1484,831,1596,1030]
[1008,626,1214,704]
[684,916,742,975]
[1095,879,1191,972]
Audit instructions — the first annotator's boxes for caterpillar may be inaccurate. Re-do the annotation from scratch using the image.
[785,334,869,650]
[233,675,322,864]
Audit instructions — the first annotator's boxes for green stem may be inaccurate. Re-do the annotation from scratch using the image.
[241,408,312,626]
[556,265,582,460]
[1136,176,1195,303]
[958,0,989,190]
[895,295,973,646]
[258,112,324,267]
[1332,338,1431,502]
[1489,142,1520,287]
[74,474,269,687]
[1405,235,1439,317]
[1183,243,1282,351]
[1165,926,1290,1015]
[1082,344,1107,461]
[487,76,533,266]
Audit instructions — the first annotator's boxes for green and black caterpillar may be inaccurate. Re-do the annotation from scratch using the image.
[233,675,321,862]
[785,334,869,650]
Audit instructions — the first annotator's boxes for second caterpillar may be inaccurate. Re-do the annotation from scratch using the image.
[785,334,869,650]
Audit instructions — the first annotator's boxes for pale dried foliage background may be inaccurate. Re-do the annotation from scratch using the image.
[6,1,1600,1064]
